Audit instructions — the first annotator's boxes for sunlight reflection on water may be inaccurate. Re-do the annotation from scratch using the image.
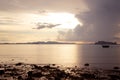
[0,44,120,68]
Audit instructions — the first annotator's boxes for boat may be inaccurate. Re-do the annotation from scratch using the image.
[102,45,110,48]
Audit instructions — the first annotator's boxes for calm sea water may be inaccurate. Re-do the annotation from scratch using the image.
[0,44,120,68]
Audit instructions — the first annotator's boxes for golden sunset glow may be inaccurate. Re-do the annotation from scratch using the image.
[22,12,82,29]
[0,0,120,43]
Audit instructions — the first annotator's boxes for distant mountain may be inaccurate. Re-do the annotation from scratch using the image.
[0,41,75,44]
[26,41,74,44]
[95,41,117,45]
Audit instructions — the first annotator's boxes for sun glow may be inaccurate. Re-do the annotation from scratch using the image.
[46,12,82,29]
[23,12,82,29]
[47,13,78,23]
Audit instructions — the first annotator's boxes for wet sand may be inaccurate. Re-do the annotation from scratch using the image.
[0,63,120,80]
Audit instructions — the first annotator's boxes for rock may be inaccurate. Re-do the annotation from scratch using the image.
[84,63,89,67]
[80,73,95,79]
[15,62,24,66]
[0,68,5,75]
[18,76,23,80]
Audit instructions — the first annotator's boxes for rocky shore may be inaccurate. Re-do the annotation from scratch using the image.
[0,63,120,80]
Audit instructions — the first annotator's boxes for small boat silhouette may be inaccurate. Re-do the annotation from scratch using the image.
[102,45,110,48]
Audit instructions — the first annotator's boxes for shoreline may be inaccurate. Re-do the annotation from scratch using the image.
[0,63,120,80]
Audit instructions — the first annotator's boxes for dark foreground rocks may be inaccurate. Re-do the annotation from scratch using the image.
[0,63,120,80]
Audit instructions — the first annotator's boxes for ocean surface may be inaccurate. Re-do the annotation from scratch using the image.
[0,44,120,68]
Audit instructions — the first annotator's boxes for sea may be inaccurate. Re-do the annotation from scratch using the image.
[0,44,120,69]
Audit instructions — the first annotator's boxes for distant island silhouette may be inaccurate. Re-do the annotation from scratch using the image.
[95,41,117,45]
[0,41,75,44]
[0,41,119,45]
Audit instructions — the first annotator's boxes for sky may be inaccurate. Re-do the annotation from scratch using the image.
[0,0,120,43]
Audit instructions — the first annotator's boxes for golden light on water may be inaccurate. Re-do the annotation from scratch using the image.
[52,45,80,65]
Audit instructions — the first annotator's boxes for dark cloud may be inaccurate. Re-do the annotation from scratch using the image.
[58,24,93,41]
[59,0,120,42]
[34,23,61,29]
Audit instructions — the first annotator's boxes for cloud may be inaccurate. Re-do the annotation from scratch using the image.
[59,0,120,42]
[0,17,19,25]
[0,0,23,11]
[58,24,93,41]
[34,23,61,29]
[0,0,85,13]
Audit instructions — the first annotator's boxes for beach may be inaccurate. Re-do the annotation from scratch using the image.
[0,63,120,80]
